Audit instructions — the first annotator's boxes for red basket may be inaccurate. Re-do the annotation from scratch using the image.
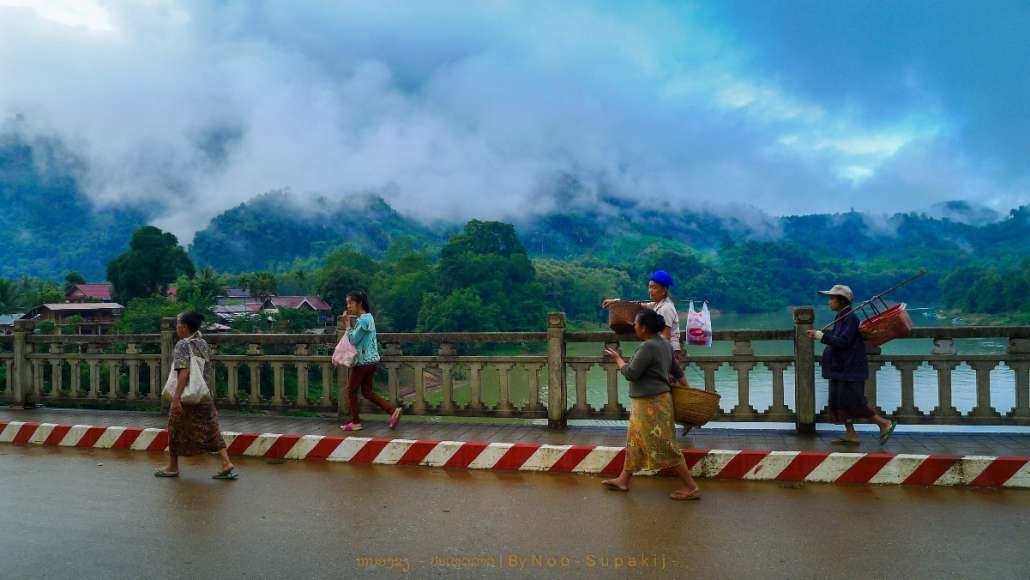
[858,303,913,347]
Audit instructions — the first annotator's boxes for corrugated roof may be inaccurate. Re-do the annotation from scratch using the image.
[0,314,24,325]
[67,284,113,300]
[265,296,332,311]
[38,303,124,311]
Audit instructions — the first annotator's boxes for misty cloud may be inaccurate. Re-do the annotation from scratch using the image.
[0,1,1027,242]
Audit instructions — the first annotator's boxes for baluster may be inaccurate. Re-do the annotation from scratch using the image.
[495,363,514,416]
[412,363,427,414]
[438,343,455,414]
[107,360,121,400]
[467,363,484,412]
[864,360,886,415]
[126,344,140,400]
[295,345,310,408]
[48,343,62,398]
[4,360,11,394]
[148,360,160,400]
[247,344,262,404]
[929,361,960,420]
[320,363,333,407]
[893,361,922,420]
[33,359,45,400]
[270,362,285,406]
[571,362,591,416]
[526,363,544,414]
[383,343,402,408]
[87,360,100,400]
[970,361,1000,419]
[731,341,757,418]
[1009,339,1030,421]
[766,362,792,420]
[68,359,81,397]
[602,341,623,418]
[699,362,719,393]
[224,362,238,404]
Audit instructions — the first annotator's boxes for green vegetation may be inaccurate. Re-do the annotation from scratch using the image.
[107,226,195,304]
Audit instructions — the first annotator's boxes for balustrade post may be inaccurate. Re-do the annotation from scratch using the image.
[792,306,816,433]
[10,319,35,409]
[546,312,568,429]
[1009,339,1030,421]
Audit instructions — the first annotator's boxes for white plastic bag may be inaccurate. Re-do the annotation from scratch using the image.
[686,301,713,347]
[332,334,358,368]
[162,348,211,404]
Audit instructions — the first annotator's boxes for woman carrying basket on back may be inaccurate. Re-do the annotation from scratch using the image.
[808,284,897,445]
[602,270,683,362]
[602,309,701,501]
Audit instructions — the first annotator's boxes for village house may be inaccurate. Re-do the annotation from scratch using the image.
[22,303,125,335]
[65,283,113,303]
[0,313,24,336]
[260,296,335,325]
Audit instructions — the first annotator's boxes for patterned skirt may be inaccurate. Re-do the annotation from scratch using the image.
[625,391,686,472]
[168,401,227,456]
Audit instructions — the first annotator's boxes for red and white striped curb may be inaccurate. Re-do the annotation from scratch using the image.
[2,420,1027,488]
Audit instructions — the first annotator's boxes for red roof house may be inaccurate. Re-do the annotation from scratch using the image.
[66,283,113,303]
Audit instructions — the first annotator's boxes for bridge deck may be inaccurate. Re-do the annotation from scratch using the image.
[2,406,1027,456]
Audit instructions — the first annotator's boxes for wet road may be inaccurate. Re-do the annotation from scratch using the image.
[1,445,1028,579]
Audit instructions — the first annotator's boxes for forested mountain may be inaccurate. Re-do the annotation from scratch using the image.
[0,140,146,280]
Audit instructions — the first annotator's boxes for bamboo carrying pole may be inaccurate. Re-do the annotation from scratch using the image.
[818,270,927,332]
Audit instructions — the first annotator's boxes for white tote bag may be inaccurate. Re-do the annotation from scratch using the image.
[162,342,212,404]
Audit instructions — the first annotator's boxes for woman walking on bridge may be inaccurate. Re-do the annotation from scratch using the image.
[340,291,402,432]
[808,285,897,445]
[602,309,701,501]
[155,311,238,480]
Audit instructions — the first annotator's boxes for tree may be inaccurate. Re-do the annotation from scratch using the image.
[417,288,498,332]
[0,279,19,312]
[433,220,546,330]
[113,297,184,334]
[107,226,195,303]
[370,240,436,331]
[64,271,86,293]
[240,271,278,299]
[175,266,222,308]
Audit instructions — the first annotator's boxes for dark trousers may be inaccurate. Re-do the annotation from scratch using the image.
[348,363,395,423]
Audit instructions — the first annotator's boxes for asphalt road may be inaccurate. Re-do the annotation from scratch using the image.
[1,445,1028,580]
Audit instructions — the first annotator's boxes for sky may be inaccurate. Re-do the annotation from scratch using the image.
[1,0,1028,240]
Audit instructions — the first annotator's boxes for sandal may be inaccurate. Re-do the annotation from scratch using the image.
[670,489,702,501]
[601,480,629,492]
[212,468,239,480]
[389,408,403,430]
[880,420,897,445]
[154,469,179,478]
[340,423,364,432]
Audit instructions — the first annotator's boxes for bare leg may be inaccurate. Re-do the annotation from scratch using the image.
[844,421,860,442]
[164,454,179,473]
[602,469,632,491]
[217,449,235,472]
[670,463,701,499]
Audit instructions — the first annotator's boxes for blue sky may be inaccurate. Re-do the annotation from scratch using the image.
[0,0,1027,238]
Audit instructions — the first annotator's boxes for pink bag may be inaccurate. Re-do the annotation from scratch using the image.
[332,334,357,368]
[686,301,713,347]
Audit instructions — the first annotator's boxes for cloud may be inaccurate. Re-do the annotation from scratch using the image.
[0,0,1027,242]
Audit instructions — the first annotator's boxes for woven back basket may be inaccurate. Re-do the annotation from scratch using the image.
[607,300,645,334]
[671,385,721,426]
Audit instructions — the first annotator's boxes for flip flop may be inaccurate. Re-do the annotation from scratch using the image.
[670,489,702,501]
[340,423,364,432]
[153,469,179,478]
[212,468,239,480]
[832,438,861,446]
[601,480,629,492]
[389,408,403,430]
[880,420,897,445]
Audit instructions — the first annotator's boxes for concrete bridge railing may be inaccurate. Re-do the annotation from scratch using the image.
[1,309,1028,432]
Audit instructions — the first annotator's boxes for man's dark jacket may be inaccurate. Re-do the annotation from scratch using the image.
[820,309,869,382]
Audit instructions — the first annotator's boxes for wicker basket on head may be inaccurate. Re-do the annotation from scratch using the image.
[606,300,645,334]
[671,385,720,426]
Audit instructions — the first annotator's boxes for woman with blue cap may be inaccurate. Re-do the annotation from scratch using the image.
[603,270,682,362]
